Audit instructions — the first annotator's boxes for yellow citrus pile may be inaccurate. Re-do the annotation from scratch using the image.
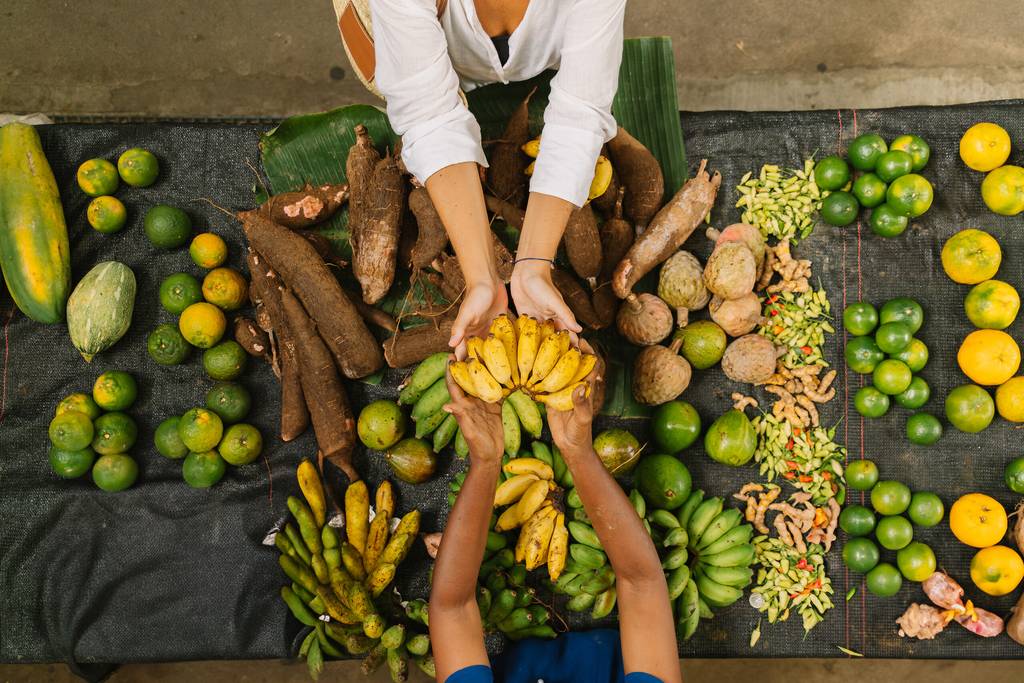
[492,457,568,579]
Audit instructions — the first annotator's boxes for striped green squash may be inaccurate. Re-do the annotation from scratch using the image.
[67,261,136,361]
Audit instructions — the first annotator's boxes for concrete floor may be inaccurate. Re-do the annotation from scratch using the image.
[3,0,1022,680]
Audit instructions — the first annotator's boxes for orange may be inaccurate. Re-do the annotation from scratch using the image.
[940,229,1001,284]
[86,196,128,234]
[960,122,1011,172]
[995,376,1024,422]
[964,279,1020,329]
[981,165,1024,216]
[949,493,1007,548]
[957,329,1020,385]
[189,233,228,269]
[76,158,119,196]
[202,267,248,311]
[178,302,227,348]
[970,545,1024,596]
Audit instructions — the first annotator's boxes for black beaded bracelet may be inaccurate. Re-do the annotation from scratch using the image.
[513,256,555,267]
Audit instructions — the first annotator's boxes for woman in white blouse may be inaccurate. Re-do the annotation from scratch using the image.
[367,0,626,349]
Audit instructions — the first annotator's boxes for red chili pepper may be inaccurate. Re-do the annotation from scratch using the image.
[786,437,795,450]
[821,471,832,480]
[785,459,798,468]
[801,345,812,354]
[770,309,780,316]
[796,558,809,570]
[768,294,779,303]
[783,471,796,480]
[798,474,813,483]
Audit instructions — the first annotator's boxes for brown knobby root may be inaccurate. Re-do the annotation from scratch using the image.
[897,604,948,640]
[731,392,759,412]
[787,519,807,553]
[774,514,794,546]
[734,484,781,534]
[755,244,778,291]
[796,393,820,426]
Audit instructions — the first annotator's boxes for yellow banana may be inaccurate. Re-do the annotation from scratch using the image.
[524,507,557,570]
[449,360,481,398]
[494,473,539,506]
[534,381,590,412]
[466,336,485,362]
[589,155,613,201]
[496,504,524,532]
[524,160,535,176]
[503,457,554,481]
[537,320,556,345]
[532,347,581,394]
[490,314,520,385]
[514,479,551,523]
[547,513,569,581]
[516,316,540,383]
[375,480,395,520]
[296,459,326,527]
[467,358,504,403]
[569,353,598,385]
[521,136,541,158]
[528,330,569,386]
[345,481,370,555]
[515,504,553,562]
[481,334,513,387]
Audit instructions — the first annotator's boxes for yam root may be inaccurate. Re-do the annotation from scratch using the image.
[605,126,664,228]
[722,334,777,384]
[384,315,456,368]
[551,268,605,331]
[343,289,398,333]
[591,187,634,327]
[259,182,348,229]
[485,194,525,230]
[280,287,358,481]
[407,186,449,269]
[563,204,602,289]
[612,159,721,299]
[296,230,346,268]
[353,151,404,304]
[239,210,383,378]
[589,343,608,413]
[234,316,271,362]
[486,89,534,206]
[616,293,672,345]
[345,124,381,246]
[709,293,762,337]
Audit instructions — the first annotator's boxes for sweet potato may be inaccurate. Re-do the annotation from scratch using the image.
[563,204,602,289]
[592,187,634,327]
[260,182,348,229]
[612,160,721,299]
[486,90,534,206]
[239,210,383,378]
[606,127,664,228]
[345,124,381,246]
[485,194,525,230]
[280,287,358,481]
[408,186,449,269]
[551,267,604,330]
[722,334,777,384]
[396,204,418,270]
[709,293,762,337]
[353,152,404,304]
[384,315,456,368]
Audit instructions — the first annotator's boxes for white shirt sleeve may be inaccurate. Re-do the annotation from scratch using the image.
[370,0,487,184]
[529,0,626,207]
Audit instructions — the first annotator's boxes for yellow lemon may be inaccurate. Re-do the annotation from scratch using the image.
[950,493,1007,548]
[202,267,248,311]
[76,158,119,196]
[941,229,1001,284]
[960,122,1011,172]
[189,233,228,269]
[970,545,1024,596]
[981,165,1024,216]
[958,329,1020,385]
[964,279,1020,329]
[86,196,127,234]
[179,302,226,349]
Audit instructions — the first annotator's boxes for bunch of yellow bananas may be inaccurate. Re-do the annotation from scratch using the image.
[449,314,596,411]
[521,137,613,202]
[491,457,569,580]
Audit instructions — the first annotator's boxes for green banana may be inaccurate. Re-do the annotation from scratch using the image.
[695,573,744,608]
[662,527,689,548]
[566,592,597,612]
[567,520,602,549]
[701,523,752,556]
[433,413,459,452]
[380,624,406,650]
[476,586,492,620]
[553,445,573,487]
[667,564,691,600]
[531,442,553,466]
[678,578,701,640]
[661,545,688,570]
[399,352,449,404]
[455,427,469,458]
[497,607,534,632]
[486,531,508,552]
[411,377,450,422]
[566,487,583,509]
[501,400,521,457]
[486,588,517,624]
[700,543,755,568]
[686,497,723,543]
[675,489,705,528]
[628,489,647,519]
[696,507,743,550]
[649,509,681,529]
[415,406,449,438]
[554,571,579,594]
[508,390,543,438]
[551,445,568,485]
[573,507,590,523]
[697,596,714,619]
[582,566,616,594]
[506,624,557,640]
[569,543,607,569]
[591,586,617,619]
[406,634,431,657]
[508,563,527,586]
[700,563,753,588]
[562,573,590,597]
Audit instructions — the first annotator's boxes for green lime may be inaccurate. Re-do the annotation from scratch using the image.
[91,412,138,455]
[847,134,888,172]
[154,416,189,459]
[871,480,912,515]
[897,541,937,582]
[892,338,929,372]
[76,158,119,196]
[205,382,252,424]
[839,504,876,537]
[182,450,227,488]
[895,377,930,409]
[843,301,878,336]
[890,135,930,172]
[875,150,914,183]
[865,562,903,596]
[49,411,94,451]
[92,370,137,411]
[55,392,101,420]
[674,321,727,370]
[813,155,852,191]
[846,460,879,491]
[873,359,912,395]
[965,280,1021,330]
[87,196,128,234]
[876,515,914,550]
[845,336,885,374]
[843,537,880,573]
[159,273,203,314]
[945,384,995,433]
[907,491,944,527]
[886,174,933,218]
[144,204,191,249]
[117,148,159,187]
[869,204,909,238]
[92,453,138,492]
[178,407,224,452]
[852,173,888,208]
[906,413,942,445]
[854,386,890,418]
[651,400,702,453]
[875,321,913,354]
[1006,457,1024,494]
[49,445,96,479]
[357,400,407,450]
[634,453,692,510]
[147,323,190,366]
[820,191,859,226]
[879,298,924,332]
[202,341,247,381]
[218,423,263,466]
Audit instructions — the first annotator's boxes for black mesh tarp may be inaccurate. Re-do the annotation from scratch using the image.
[3,102,1024,674]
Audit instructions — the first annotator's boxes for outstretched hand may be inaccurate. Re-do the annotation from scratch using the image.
[444,358,504,464]
[511,263,582,335]
[546,339,600,457]
[449,281,509,356]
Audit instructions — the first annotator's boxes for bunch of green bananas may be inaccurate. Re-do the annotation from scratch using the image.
[476,532,557,639]
[552,489,618,620]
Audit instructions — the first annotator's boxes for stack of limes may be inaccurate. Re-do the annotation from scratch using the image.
[155,399,262,489]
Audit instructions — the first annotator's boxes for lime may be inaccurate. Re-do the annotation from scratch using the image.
[593,429,642,475]
[813,155,851,191]
[876,515,914,550]
[219,423,263,466]
[91,412,138,455]
[49,445,96,479]
[945,384,995,433]
[117,148,159,187]
[886,174,933,218]
[852,173,888,208]
[965,280,1020,330]
[846,460,879,491]
[897,542,936,582]
[93,370,137,411]
[182,450,227,488]
[55,392,101,420]
[202,267,249,311]
[981,165,1024,216]
[845,336,885,374]
[843,537,880,573]
[159,273,202,314]
[874,150,914,183]
[205,382,252,424]
[895,376,930,409]
[1002,456,1024,494]
[49,411,94,451]
[178,302,227,349]
[92,453,138,492]
[76,158,119,196]
[357,400,407,450]
[843,301,878,336]
[879,298,924,333]
[839,505,876,537]
[847,134,888,172]
[651,400,702,453]
[892,339,929,373]
[866,562,903,597]
[890,135,930,171]
[907,491,944,527]
[144,204,191,249]
[854,386,890,418]
[178,407,224,452]
[203,340,247,380]
[873,359,912,395]
[906,412,942,445]
[820,191,859,226]
[87,196,128,234]
[869,204,909,238]
[147,323,190,366]
[154,416,189,459]
[189,233,228,269]
[871,480,912,515]
[875,322,913,354]
[675,321,727,370]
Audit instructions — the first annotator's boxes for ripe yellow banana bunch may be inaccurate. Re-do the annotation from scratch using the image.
[521,137,613,202]
[449,315,596,411]
[492,457,569,580]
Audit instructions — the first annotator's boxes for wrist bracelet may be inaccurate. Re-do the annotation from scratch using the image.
[513,256,555,267]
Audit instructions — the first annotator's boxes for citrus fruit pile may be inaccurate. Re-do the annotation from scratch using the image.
[76,148,158,234]
[47,371,140,492]
[959,122,1024,216]
[814,132,934,235]
[155,400,262,488]
[948,493,1023,596]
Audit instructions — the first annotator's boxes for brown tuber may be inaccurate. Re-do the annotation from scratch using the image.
[234,316,271,362]
[605,127,664,228]
[592,187,634,327]
[486,89,534,207]
[353,151,404,304]
[722,334,777,384]
[407,186,449,269]
[345,124,381,244]
[704,241,756,300]
[616,293,673,346]
[632,337,692,406]
[550,268,604,331]
[259,182,348,230]
[563,203,602,289]
[384,315,456,368]
[709,293,762,337]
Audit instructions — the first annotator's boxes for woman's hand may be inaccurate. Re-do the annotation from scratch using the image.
[444,359,504,464]
[510,261,581,333]
[449,279,509,353]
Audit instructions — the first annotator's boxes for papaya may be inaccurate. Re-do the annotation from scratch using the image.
[704,409,756,466]
[0,122,71,323]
